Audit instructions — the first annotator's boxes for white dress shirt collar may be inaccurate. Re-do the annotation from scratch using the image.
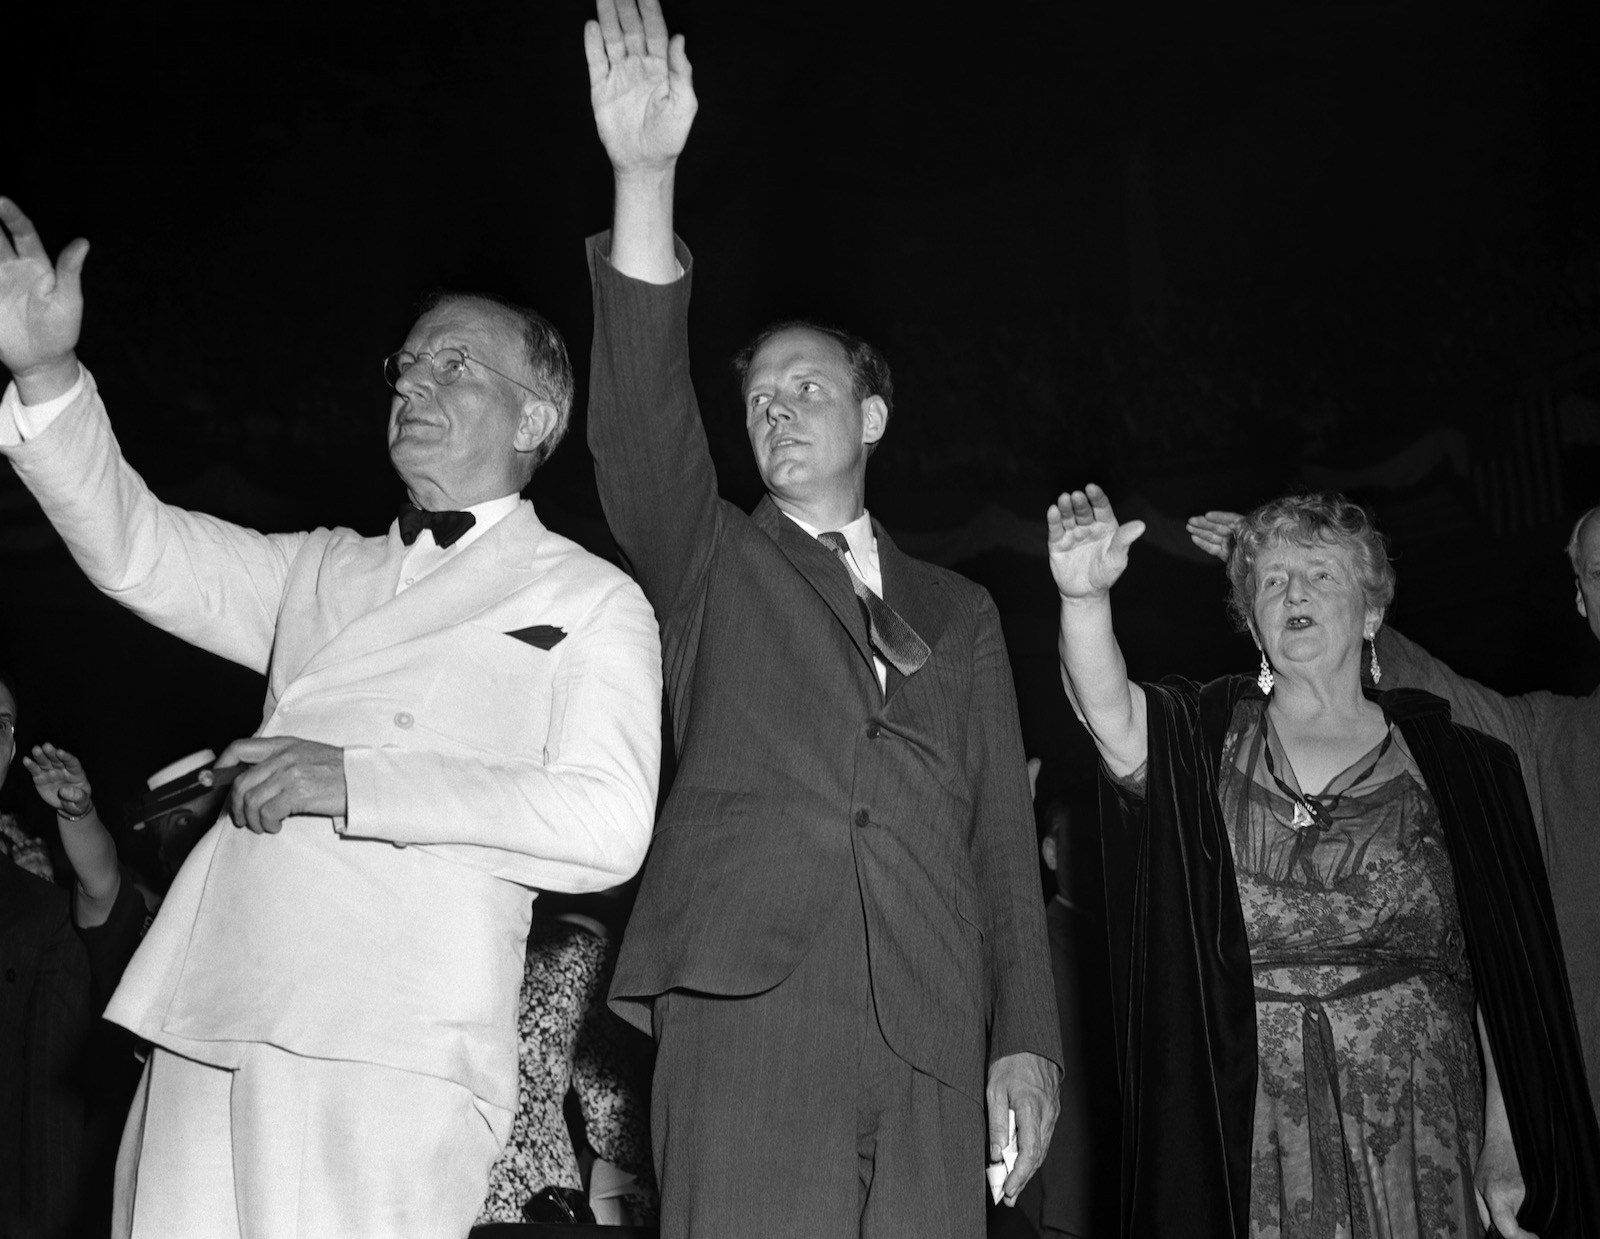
[395,492,523,593]
[786,508,881,597]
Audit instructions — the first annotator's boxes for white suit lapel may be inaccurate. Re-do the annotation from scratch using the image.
[294,502,545,685]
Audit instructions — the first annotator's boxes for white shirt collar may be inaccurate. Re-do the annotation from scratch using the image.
[786,508,881,597]
[788,509,875,560]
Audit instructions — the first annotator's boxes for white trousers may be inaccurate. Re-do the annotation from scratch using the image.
[113,1045,511,1239]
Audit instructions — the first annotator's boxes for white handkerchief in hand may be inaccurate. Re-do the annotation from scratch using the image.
[986,1108,1018,1204]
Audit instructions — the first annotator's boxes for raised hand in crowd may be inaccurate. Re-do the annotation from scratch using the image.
[22,741,123,927]
[1047,485,1149,780]
[1185,509,1243,562]
[0,198,88,402]
[1048,484,1148,601]
[585,0,697,283]
[587,0,696,175]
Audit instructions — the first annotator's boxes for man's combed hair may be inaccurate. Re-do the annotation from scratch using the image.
[417,291,575,478]
[732,320,895,453]
[1224,492,1396,633]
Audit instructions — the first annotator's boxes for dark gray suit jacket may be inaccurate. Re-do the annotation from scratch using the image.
[587,235,1060,1102]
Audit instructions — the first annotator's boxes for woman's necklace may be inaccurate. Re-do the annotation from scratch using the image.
[1259,715,1393,832]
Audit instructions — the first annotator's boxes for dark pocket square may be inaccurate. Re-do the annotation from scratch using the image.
[506,624,567,650]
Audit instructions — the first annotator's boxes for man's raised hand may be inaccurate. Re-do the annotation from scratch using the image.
[585,0,697,177]
[1047,484,1145,601]
[0,199,87,402]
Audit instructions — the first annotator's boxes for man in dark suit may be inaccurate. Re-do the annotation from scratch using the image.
[582,3,1061,1234]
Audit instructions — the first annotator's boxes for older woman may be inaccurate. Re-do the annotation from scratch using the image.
[1048,486,1599,1239]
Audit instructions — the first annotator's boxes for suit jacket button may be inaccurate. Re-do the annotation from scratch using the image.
[866,723,882,739]
[4,968,15,983]
[854,809,870,828]
[394,712,414,729]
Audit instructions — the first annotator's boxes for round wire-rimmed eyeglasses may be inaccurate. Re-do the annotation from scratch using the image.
[383,347,542,397]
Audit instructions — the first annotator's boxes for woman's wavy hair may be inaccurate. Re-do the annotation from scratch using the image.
[1224,492,1396,634]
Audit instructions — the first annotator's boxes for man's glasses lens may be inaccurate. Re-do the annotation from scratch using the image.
[384,349,469,389]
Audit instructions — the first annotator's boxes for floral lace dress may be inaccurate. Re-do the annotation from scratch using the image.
[476,919,657,1225]
[1221,700,1483,1239]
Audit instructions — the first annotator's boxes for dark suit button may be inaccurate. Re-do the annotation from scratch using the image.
[866,722,882,739]
[4,968,15,983]
[854,809,870,829]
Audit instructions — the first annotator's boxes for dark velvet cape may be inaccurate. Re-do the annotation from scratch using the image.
[1098,676,1600,1239]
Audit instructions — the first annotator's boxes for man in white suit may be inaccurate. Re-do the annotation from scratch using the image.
[0,198,663,1238]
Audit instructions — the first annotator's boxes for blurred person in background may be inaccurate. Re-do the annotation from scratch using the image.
[0,665,91,1239]
[1013,781,1119,1239]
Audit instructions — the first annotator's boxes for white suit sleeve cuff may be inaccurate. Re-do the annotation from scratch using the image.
[1,364,87,441]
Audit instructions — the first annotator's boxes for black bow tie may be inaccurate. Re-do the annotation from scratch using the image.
[397,504,476,549]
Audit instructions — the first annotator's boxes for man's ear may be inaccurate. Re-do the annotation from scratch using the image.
[1578,580,1589,620]
[515,399,559,456]
[860,395,888,448]
[1040,834,1058,873]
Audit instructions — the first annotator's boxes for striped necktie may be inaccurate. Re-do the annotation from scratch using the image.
[816,531,931,677]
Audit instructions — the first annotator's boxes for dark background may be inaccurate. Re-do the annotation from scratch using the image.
[3,0,1598,833]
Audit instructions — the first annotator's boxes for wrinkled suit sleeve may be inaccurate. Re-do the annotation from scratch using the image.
[968,590,1063,1071]
[0,371,308,674]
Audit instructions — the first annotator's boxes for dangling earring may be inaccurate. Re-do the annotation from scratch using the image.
[1257,652,1275,695]
[1368,636,1382,685]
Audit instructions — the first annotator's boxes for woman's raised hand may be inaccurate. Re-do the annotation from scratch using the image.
[1047,484,1145,600]
[22,741,93,814]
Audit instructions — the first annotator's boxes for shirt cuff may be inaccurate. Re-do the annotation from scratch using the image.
[2,363,87,441]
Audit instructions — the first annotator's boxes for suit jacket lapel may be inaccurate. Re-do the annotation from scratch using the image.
[295,502,546,685]
[752,497,876,676]
[876,520,953,705]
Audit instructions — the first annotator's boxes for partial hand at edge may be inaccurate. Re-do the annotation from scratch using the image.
[987,1051,1061,1207]
[1185,510,1243,563]
[1475,1130,1538,1239]
[217,735,348,835]
[0,198,87,400]
[1047,484,1145,601]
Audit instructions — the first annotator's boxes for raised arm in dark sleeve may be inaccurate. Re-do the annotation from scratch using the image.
[586,232,723,620]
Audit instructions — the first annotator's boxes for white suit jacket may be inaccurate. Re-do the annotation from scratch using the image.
[0,371,662,1109]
